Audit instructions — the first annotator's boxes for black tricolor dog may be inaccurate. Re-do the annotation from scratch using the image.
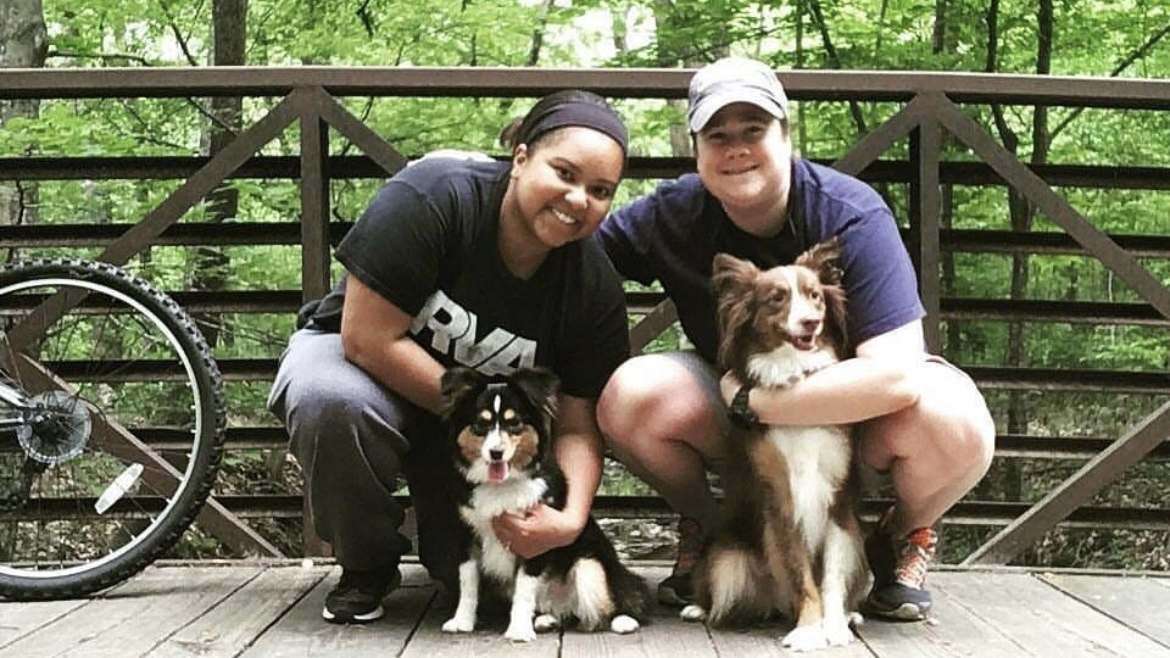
[438,366,650,641]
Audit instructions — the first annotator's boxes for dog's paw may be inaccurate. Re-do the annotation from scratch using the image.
[822,616,856,647]
[781,624,829,652]
[441,615,475,633]
[848,611,864,627]
[504,622,537,642]
[534,614,560,633]
[610,614,640,634]
[679,604,707,622]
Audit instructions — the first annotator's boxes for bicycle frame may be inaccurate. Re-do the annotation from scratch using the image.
[0,336,36,434]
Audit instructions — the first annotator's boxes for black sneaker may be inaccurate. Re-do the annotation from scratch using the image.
[658,517,703,606]
[863,507,938,622]
[322,567,402,624]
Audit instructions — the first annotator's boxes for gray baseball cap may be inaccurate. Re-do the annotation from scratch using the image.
[687,57,788,133]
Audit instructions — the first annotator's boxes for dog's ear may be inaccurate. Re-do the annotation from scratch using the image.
[509,367,560,421]
[711,252,759,300]
[796,237,844,287]
[440,367,486,419]
[823,283,850,354]
[711,253,759,371]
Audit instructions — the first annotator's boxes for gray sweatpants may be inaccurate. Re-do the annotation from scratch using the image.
[267,329,466,586]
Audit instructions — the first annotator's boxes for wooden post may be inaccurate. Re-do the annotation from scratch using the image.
[909,110,943,352]
[297,90,333,558]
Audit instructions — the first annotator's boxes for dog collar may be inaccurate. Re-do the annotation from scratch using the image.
[728,384,760,429]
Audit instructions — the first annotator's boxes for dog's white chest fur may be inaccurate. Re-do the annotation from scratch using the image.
[461,476,547,581]
[748,345,851,553]
[747,343,837,388]
[763,425,851,552]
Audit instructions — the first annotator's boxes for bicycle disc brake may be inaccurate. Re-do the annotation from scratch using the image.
[18,390,93,464]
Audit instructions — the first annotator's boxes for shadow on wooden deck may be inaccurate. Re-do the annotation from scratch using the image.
[3,562,1170,657]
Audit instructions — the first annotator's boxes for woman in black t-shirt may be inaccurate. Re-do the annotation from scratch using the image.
[267,91,630,625]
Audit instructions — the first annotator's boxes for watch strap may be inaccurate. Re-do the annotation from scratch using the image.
[728,384,759,429]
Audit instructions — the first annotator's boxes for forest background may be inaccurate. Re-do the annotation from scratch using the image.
[1,0,1168,569]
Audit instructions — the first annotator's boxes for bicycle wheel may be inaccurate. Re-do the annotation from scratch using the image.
[0,259,225,599]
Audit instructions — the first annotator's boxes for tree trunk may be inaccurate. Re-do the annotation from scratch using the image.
[194,0,246,348]
[874,0,890,61]
[932,0,947,54]
[653,0,708,158]
[988,0,1053,501]
[611,2,629,55]
[932,0,960,357]
[984,0,1024,500]
[527,0,554,66]
[806,0,866,135]
[1007,0,1053,437]
[795,0,808,155]
[0,0,48,259]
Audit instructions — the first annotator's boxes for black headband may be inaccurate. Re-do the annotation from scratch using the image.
[520,100,628,155]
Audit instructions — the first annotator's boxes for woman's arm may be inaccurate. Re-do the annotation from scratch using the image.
[720,320,926,426]
[550,394,604,528]
[492,393,602,558]
[340,275,446,414]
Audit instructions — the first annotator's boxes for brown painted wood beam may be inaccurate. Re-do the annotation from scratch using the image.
[909,99,944,351]
[297,91,331,301]
[629,299,679,356]
[6,156,1170,189]
[6,91,302,352]
[2,67,1168,110]
[964,401,1170,565]
[926,95,1170,565]
[309,87,408,175]
[932,95,1170,322]
[832,94,930,176]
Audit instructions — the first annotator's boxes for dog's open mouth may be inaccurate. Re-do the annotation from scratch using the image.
[792,333,817,351]
[487,459,510,482]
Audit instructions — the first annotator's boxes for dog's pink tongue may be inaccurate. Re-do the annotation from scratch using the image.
[488,461,509,482]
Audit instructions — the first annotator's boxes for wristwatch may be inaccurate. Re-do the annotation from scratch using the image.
[728,384,760,429]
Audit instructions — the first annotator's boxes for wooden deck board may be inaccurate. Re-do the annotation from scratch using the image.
[561,605,715,658]
[401,588,561,658]
[3,565,262,658]
[930,571,1170,657]
[1038,573,1170,649]
[706,621,876,658]
[4,564,1170,657]
[151,564,329,657]
[238,566,435,657]
[0,597,89,649]
[855,574,1033,657]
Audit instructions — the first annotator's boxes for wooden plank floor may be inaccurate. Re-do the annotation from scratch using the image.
[3,563,1170,657]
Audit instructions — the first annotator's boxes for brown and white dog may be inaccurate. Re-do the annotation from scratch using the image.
[680,239,869,651]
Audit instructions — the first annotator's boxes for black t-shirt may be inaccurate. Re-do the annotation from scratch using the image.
[309,158,629,399]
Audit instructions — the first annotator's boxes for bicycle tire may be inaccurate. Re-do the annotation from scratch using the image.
[0,259,225,600]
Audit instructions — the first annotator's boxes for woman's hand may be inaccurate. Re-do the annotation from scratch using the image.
[491,504,584,559]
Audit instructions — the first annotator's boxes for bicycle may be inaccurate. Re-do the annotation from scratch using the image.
[0,259,226,600]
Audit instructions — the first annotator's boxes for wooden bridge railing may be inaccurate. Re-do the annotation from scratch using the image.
[1,66,1169,566]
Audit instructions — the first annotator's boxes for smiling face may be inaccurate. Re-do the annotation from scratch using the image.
[694,103,792,233]
[505,126,624,254]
